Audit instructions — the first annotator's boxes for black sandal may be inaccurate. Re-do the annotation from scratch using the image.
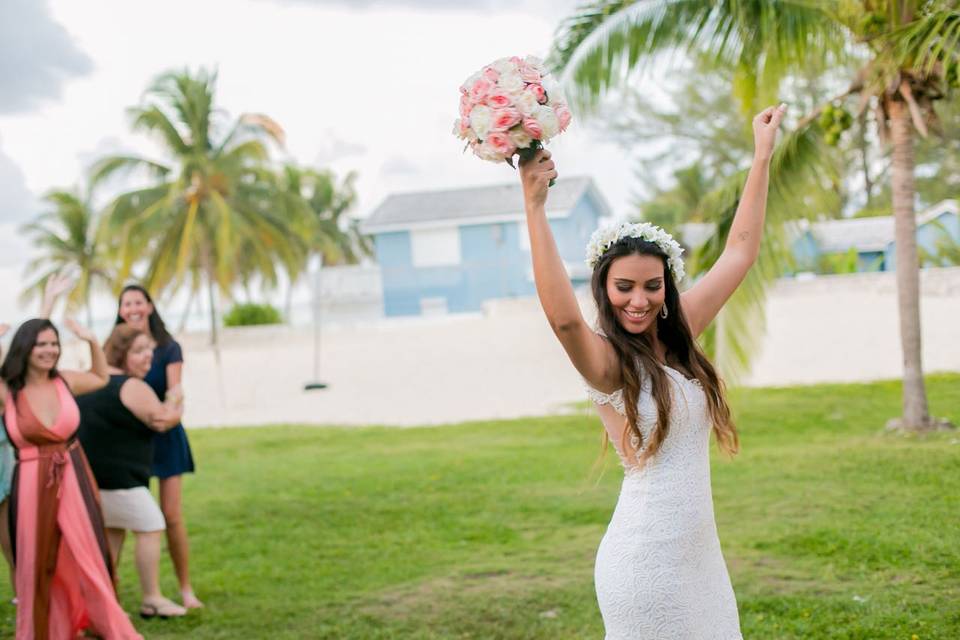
[139,600,187,619]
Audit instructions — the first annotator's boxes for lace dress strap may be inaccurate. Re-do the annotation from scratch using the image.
[585,325,627,415]
[586,386,626,416]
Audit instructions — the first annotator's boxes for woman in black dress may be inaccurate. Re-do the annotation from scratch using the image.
[77,324,188,618]
[114,285,202,609]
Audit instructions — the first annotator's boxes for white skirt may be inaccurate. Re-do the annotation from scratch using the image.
[99,487,166,532]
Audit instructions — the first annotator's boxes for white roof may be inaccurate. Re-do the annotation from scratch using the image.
[678,200,958,253]
[361,176,611,233]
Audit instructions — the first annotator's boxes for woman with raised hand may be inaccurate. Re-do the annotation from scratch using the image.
[0,317,143,639]
[114,284,202,609]
[0,273,79,596]
[518,105,787,639]
[78,323,188,619]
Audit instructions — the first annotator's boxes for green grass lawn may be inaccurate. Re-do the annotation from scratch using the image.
[1,375,958,639]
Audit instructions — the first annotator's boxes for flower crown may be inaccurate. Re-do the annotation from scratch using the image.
[585,221,686,281]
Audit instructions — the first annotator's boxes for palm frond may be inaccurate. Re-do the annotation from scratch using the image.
[129,105,190,155]
[550,0,846,111]
[89,155,172,188]
[888,8,960,78]
[690,122,831,380]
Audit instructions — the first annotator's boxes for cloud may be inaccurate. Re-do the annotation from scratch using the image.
[256,0,576,15]
[379,155,420,177]
[0,140,37,225]
[313,131,367,166]
[0,0,93,114]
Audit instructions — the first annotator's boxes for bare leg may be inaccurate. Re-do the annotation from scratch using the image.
[159,475,203,608]
[134,531,163,599]
[136,531,187,617]
[0,499,14,595]
[106,528,126,568]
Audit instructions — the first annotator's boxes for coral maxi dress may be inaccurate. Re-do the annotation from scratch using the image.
[3,376,142,640]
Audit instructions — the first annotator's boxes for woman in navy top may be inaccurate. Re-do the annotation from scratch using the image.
[115,285,203,609]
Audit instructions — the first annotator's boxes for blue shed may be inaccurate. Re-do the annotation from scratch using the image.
[362,177,612,317]
[810,216,892,272]
[885,200,958,271]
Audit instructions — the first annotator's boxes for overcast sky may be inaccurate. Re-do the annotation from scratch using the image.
[0,0,641,325]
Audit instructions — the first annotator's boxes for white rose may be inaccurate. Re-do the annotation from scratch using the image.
[470,105,493,140]
[524,55,545,71]
[460,71,483,93]
[475,141,504,163]
[492,58,515,74]
[509,127,533,150]
[515,90,539,116]
[535,105,560,139]
[498,71,525,94]
[541,76,562,105]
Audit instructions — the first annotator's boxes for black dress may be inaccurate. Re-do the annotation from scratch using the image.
[77,375,154,490]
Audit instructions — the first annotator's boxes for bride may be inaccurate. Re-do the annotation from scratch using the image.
[518,104,786,639]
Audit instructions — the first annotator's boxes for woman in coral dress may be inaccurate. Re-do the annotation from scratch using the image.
[0,317,142,639]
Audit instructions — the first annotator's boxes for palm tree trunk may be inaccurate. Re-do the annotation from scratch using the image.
[857,110,873,206]
[177,289,196,334]
[887,98,930,430]
[206,271,220,354]
[84,277,94,329]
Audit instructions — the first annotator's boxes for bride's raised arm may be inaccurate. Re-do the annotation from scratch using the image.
[519,150,620,393]
[680,104,787,338]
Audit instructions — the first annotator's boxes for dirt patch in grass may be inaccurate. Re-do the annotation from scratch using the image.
[362,564,589,622]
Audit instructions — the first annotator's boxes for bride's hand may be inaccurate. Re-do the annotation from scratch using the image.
[519,149,557,211]
[753,103,787,162]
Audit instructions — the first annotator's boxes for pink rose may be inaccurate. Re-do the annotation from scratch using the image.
[470,78,492,103]
[522,117,543,139]
[527,83,547,104]
[483,67,500,82]
[519,64,541,84]
[486,90,512,110]
[555,103,572,132]
[492,107,522,131]
[460,93,472,118]
[486,131,516,157]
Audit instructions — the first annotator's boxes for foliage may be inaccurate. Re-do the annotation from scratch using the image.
[550,0,960,426]
[91,68,300,351]
[222,302,283,327]
[19,188,113,326]
[276,165,371,266]
[817,247,862,274]
[0,375,955,638]
[920,219,960,266]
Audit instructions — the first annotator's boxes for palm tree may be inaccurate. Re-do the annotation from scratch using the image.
[20,188,112,326]
[92,68,299,357]
[277,165,369,265]
[273,164,370,321]
[551,0,958,431]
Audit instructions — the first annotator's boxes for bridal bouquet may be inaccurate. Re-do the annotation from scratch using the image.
[453,55,572,168]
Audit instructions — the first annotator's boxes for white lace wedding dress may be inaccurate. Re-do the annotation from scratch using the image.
[587,364,742,639]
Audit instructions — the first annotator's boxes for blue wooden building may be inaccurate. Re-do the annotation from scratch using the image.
[681,199,958,275]
[885,200,958,270]
[362,177,612,317]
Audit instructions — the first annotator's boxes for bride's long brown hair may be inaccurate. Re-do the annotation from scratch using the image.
[591,237,738,463]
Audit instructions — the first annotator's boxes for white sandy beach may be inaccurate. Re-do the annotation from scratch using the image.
[55,267,960,428]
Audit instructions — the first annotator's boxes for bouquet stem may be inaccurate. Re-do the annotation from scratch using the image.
[510,140,555,187]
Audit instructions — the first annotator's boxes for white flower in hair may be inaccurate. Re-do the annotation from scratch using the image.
[585,221,686,281]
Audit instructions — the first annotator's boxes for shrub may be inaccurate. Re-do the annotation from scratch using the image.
[223,302,283,327]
